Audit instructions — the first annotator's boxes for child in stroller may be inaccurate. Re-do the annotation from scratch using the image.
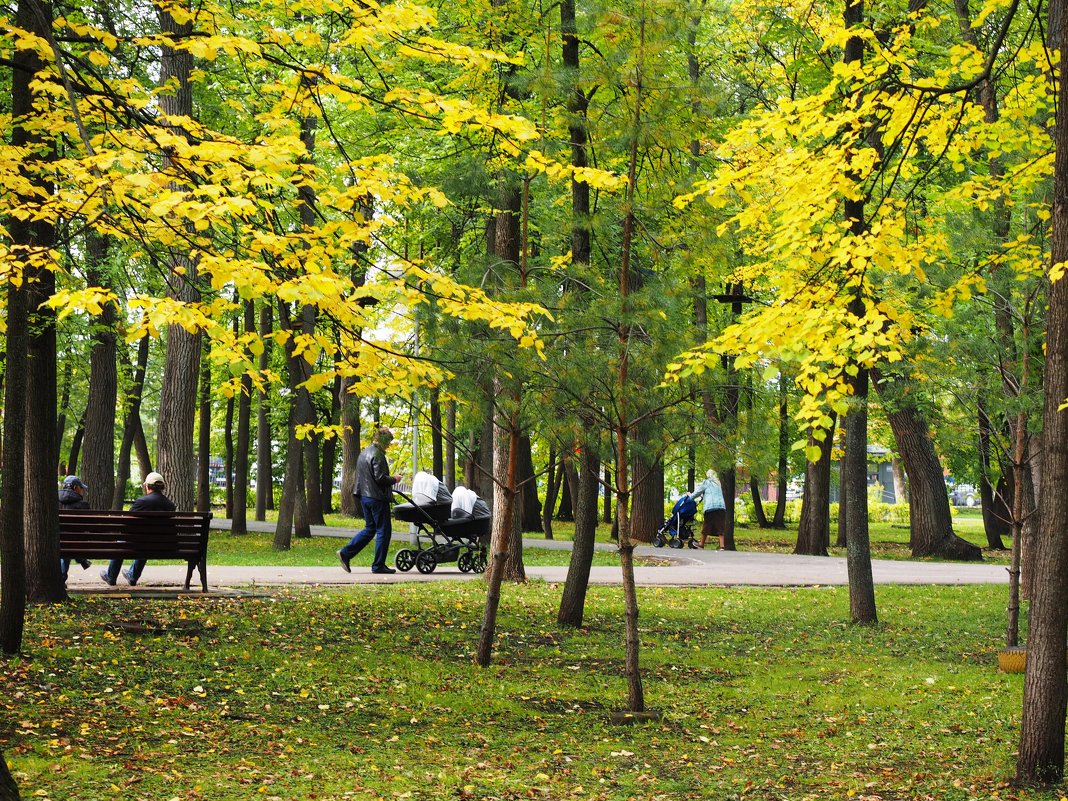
[393,473,489,574]
[654,493,699,549]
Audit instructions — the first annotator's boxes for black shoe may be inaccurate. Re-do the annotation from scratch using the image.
[337,550,351,573]
[371,567,396,574]
[99,569,116,586]
[78,559,92,570]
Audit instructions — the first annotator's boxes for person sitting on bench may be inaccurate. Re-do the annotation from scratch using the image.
[58,475,92,581]
[100,471,176,586]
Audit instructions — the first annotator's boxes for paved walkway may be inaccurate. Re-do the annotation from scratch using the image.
[62,518,1009,593]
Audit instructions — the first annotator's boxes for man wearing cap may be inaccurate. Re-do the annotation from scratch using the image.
[100,471,176,586]
[337,426,402,574]
[58,476,92,580]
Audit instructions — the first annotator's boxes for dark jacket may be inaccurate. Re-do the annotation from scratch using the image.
[354,443,396,502]
[130,490,177,512]
[58,489,89,511]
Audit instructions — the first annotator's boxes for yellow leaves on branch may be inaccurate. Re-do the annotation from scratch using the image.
[665,0,1056,448]
[523,151,625,191]
[2,0,563,412]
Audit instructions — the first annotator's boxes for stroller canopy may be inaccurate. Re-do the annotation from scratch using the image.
[451,485,490,520]
[672,494,698,520]
[412,471,452,506]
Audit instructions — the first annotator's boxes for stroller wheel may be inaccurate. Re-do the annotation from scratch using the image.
[669,536,684,549]
[458,551,475,573]
[687,537,700,549]
[395,549,416,572]
[474,550,488,573]
[653,533,666,548]
[416,550,437,574]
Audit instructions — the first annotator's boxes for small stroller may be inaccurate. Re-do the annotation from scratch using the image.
[393,473,489,574]
[654,494,699,549]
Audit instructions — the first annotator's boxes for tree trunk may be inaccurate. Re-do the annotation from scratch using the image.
[561,0,591,273]
[1017,0,1068,765]
[843,365,877,624]
[891,457,908,506]
[1019,454,1038,601]
[713,285,746,552]
[795,416,835,555]
[339,377,360,517]
[494,179,525,579]
[541,446,558,539]
[1,212,30,652]
[274,430,300,551]
[629,447,663,544]
[464,429,477,489]
[196,344,211,513]
[304,433,324,526]
[294,458,311,539]
[518,433,541,532]
[224,389,235,519]
[836,426,848,549]
[22,269,63,607]
[556,464,575,520]
[476,380,522,666]
[81,232,117,510]
[445,400,456,490]
[478,402,495,506]
[66,420,84,477]
[256,302,274,519]
[20,0,62,603]
[155,0,200,512]
[874,369,982,560]
[113,335,151,509]
[0,750,20,800]
[320,375,342,515]
[749,477,769,527]
[558,441,600,627]
[616,21,647,712]
[274,301,311,549]
[772,374,790,528]
[720,467,737,550]
[232,301,255,533]
[978,396,1009,548]
[603,465,612,523]
[133,419,152,482]
[687,439,696,493]
[56,368,70,463]
[430,387,444,479]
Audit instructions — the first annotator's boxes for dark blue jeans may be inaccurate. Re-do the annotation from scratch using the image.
[106,559,146,584]
[339,496,392,571]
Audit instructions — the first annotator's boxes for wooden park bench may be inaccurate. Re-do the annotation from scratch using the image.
[59,510,213,592]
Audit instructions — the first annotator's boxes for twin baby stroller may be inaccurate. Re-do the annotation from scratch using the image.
[393,472,490,574]
[654,493,700,549]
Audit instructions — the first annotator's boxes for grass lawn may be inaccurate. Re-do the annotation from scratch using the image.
[205,530,623,568]
[234,507,1004,566]
[4,582,1052,800]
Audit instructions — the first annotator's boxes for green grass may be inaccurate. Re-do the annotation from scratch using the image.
[4,583,1054,800]
[216,507,1007,567]
[205,530,622,567]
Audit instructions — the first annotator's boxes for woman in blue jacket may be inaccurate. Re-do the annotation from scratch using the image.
[691,469,726,549]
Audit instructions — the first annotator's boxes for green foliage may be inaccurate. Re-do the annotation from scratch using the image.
[4,584,1051,799]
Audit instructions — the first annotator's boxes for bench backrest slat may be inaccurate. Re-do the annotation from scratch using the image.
[59,510,212,562]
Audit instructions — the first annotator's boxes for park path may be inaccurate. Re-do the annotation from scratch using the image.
[61,518,1009,592]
